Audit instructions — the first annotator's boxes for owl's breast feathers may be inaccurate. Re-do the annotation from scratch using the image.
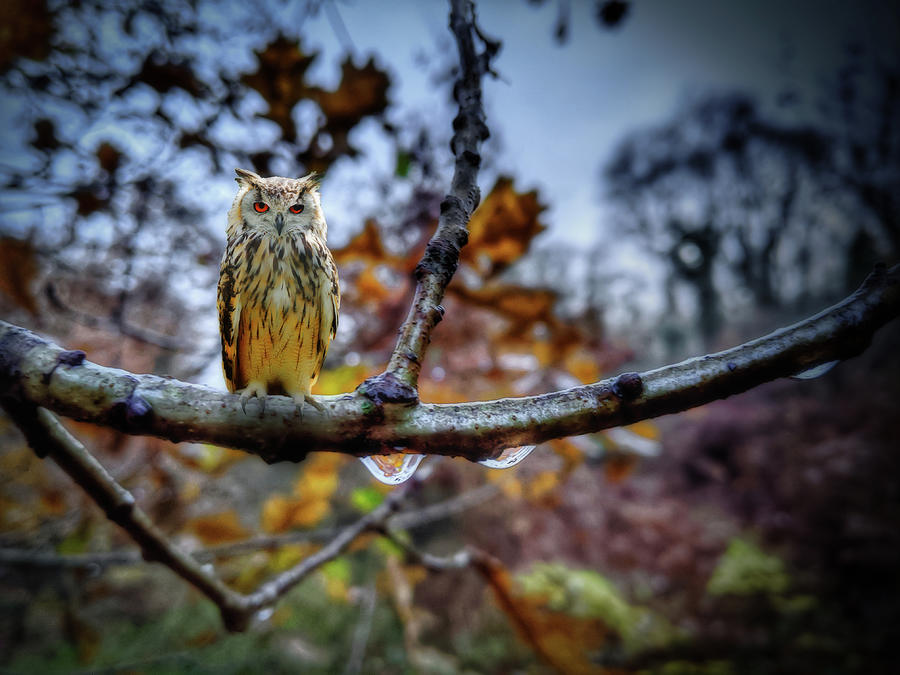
[218,230,339,397]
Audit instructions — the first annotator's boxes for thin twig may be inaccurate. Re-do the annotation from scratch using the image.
[382,528,474,572]
[388,481,500,530]
[343,583,377,675]
[0,480,499,571]
[324,0,357,56]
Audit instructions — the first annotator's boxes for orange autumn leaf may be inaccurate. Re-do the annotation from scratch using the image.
[452,284,557,326]
[332,219,397,265]
[188,510,250,545]
[39,488,66,515]
[417,377,471,404]
[366,453,410,479]
[462,176,547,278]
[355,265,391,305]
[603,452,639,484]
[548,438,585,472]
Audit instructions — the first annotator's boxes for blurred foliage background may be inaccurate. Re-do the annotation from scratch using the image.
[1,0,899,672]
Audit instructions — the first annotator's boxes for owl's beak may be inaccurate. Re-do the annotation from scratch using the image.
[274,213,284,235]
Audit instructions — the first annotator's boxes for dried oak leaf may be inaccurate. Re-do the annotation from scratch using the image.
[68,184,109,216]
[32,118,59,151]
[0,237,39,315]
[242,35,318,142]
[314,56,389,127]
[0,0,53,73]
[96,142,121,174]
[302,56,391,171]
[128,51,205,97]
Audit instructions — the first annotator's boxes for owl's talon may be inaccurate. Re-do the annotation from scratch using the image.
[239,383,268,415]
[292,394,325,417]
[305,394,326,413]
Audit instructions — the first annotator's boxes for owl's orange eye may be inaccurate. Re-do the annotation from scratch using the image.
[289,203,304,214]
[253,201,269,213]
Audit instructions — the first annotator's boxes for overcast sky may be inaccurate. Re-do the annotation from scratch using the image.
[289,0,898,248]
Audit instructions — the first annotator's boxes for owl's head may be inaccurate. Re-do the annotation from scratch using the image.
[228,168,326,239]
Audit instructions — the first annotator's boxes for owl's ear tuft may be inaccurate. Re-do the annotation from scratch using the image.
[299,171,321,192]
[235,168,263,186]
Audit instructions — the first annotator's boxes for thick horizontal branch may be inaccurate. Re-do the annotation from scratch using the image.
[1,264,897,462]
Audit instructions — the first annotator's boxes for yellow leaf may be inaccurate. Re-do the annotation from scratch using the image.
[269,543,320,572]
[526,471,559,501]
[314,364,373,396]
[261,494,330,533]
[187,510,249,545]
[564,349,602,384]
[324,575,349,602]
[178,444,247,474]
[293,453,343,500]
[548,439,584,472]
[623,419,660,441]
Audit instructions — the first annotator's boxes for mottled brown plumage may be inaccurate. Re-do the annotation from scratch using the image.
[218,169,339,411]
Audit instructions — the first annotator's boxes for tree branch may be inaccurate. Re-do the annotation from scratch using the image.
[0,401,415,631]
[2,264,898,462]
[361,0,498,402]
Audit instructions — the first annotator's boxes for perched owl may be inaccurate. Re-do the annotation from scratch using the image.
[218,168,339,412]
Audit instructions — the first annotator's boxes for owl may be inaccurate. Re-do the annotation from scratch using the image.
[218,168,339,412]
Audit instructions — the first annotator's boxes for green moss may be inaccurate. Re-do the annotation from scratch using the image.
[516,562,675,654]
[706,537,790,597]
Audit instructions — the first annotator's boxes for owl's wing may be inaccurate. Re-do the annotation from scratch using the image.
[217,248,243,393]
[326,253,339,341]
[313,249,340,383]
